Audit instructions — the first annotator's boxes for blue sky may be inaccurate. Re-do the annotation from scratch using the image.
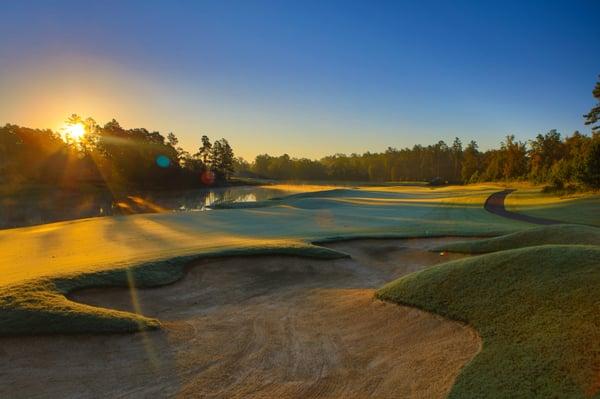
[1,0,599,160]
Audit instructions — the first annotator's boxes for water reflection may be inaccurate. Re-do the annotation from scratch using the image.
[0,186,288,229]
[198,190,259,210]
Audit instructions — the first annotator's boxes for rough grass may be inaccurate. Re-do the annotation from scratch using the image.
[435,224,600,254]
[376,245,600,398]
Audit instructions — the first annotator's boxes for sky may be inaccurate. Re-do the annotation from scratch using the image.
[1,1,599,160]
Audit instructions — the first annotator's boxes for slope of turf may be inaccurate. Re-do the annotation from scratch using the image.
[435,224,600,254]
[0,243,347,335]
[377,245,600,398]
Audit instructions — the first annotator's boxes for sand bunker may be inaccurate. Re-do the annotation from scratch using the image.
[0,238,481,398]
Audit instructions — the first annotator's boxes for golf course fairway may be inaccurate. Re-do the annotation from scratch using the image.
[1,184,599,398]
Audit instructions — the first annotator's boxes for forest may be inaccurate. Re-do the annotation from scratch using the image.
[243,129,599,189]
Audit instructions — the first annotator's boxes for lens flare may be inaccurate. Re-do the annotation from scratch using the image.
[156,155,171,168]
[201,170,216,185]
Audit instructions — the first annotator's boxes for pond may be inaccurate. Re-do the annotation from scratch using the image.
[0,185,295,229]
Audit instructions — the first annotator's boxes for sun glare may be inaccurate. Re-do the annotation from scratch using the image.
[62,123,85,141]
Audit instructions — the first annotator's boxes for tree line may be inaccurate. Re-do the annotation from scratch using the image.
[2,77,599,190]
[0,115,235,189]
[241,131,598,188]
[240,77,600,189]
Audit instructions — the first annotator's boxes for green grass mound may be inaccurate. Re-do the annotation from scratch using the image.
[435,224,600,254]
[376,245,600,398]
[0,244,348,335]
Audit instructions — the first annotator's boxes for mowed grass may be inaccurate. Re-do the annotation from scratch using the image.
[377,224,600,398]
[435,224,600,254]
[505,187,600,226]
[0,184,527,335]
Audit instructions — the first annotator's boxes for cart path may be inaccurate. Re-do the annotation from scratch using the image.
[484,189,562,225]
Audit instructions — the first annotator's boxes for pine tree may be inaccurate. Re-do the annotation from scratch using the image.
[195,135,212,166]
[584,75,600,131]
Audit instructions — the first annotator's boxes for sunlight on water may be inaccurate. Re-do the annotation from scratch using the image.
[203,192,258,208]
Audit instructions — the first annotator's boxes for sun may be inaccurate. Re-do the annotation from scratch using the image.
[62,123,85,141]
